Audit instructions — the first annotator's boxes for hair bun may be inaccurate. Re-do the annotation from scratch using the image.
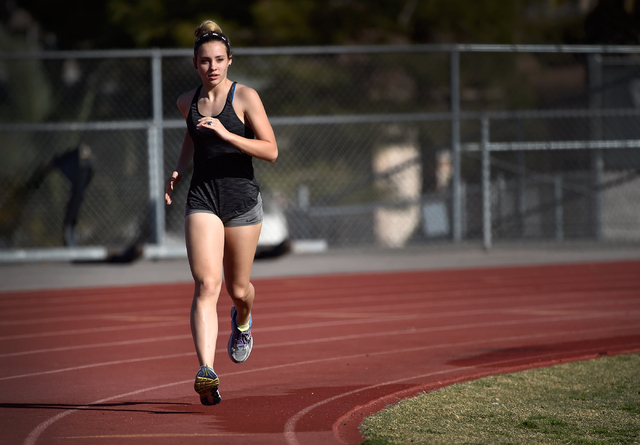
[195,20,223,38]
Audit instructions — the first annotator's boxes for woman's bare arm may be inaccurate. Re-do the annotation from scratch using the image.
[165,91,197,205]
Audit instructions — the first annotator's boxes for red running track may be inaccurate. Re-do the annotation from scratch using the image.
[1,260,639,445]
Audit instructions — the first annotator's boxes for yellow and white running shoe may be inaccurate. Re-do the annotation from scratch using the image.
[194,365,221,405]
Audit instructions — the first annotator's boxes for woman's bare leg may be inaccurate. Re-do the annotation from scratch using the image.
[223,222,262,325]
[185,212,225,369]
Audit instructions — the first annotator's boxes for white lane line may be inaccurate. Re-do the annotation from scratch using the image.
[3,312,638,381]
[0,308,186,327]
[253,319,640,351]
[22,325,640,445]
[23,380,192,445]
[283,368,473,445]
[217,308,640,337]
[0,353,194,381]
[0,335,193,358]
[283,343,640,445]
[56,433,254,439]
[0,296,187,317]
[0,292,188,314]
[0,320,186,341]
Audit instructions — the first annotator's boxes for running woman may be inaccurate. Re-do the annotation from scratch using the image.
[164,20,277,406]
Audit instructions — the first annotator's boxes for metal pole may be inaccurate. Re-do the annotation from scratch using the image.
[554,173,564,241]
[588,54,604,240]
[481,115,492,250]
[516,120,526,238]
[450,49,462,242]
[592,150,604,239]
[497,173,506,235]
[148,49,165,245]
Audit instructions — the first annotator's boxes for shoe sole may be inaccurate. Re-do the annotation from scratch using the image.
[194,375,221,405]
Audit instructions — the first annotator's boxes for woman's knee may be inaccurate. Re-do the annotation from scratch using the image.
[194,275,223,297]
[226,281,254,302]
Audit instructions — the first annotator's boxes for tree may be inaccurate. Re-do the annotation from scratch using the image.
[584,0,640,44]
[2,0,609,50]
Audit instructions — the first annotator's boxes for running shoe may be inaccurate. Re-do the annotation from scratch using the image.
[228,305,253,364]
[194,365,221,406]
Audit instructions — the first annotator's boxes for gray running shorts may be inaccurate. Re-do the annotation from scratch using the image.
[185,193,263,227]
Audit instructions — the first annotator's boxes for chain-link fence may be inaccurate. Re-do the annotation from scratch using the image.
[1,45,640,260]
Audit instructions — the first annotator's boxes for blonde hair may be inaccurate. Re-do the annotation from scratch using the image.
[194,20,231,57]
[194,20,223,39]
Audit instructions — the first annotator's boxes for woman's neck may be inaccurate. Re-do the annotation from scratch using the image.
[202,78,231,100]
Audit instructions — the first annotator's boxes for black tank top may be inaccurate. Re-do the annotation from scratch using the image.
[186,82,259,219]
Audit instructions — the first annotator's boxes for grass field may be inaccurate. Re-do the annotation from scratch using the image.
[360,353,640,445]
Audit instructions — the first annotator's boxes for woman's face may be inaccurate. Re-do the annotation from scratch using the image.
[193,41,231,87]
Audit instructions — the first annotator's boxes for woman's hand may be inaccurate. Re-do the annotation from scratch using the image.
[192,85,278,163]
[165,172,181,205]
[197,116,231,140]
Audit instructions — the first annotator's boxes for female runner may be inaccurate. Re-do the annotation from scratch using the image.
[164,20,277,405]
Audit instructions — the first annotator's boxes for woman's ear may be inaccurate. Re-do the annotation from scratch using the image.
[193,57,197,69]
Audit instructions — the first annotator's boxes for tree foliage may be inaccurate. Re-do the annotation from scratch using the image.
[3,0,640,50]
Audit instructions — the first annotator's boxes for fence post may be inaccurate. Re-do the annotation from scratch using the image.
[450,48,462,242]
[481,115,491,250]
[497,173,506,235]
[516,120,526,238]
[588,53,603,240]
[554,173,564,241]
[148,49,165,245]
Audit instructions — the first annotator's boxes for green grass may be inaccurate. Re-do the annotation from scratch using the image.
[360,353,640,444]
